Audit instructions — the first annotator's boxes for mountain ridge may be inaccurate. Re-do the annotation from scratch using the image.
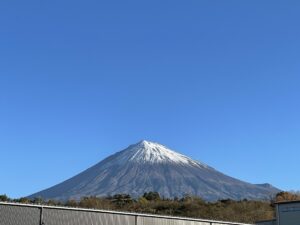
[30,140,280,201]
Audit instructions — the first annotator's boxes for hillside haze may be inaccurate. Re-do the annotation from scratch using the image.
[30,140,279,201]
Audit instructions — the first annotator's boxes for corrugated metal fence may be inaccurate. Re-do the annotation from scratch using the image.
[0,202,252,225]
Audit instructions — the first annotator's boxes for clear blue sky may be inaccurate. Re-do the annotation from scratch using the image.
[0,0,299,198]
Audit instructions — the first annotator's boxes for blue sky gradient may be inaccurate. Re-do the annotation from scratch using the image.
[0,0,300,198]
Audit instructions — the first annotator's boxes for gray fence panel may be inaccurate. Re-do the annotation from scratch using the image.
[212,223,230,225]
[43,207,136,225]
[255,221,276,225]
[137,216,211,225]
[0,203,252,225]
[0,205,40,225]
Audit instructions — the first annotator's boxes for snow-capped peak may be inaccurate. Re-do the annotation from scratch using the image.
[115,140,208,168]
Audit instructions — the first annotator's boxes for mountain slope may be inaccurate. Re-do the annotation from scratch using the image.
[30,140,280,201]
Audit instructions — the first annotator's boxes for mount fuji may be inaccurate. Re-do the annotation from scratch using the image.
[30,140,280,201]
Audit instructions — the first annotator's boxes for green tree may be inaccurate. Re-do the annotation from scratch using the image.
[0,194,9,202]
[143,192,161,201]
[111,194,133,207]
[16,197,30,203]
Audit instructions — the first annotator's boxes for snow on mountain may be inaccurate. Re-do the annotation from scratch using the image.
[29,140,280,201]
[114,140,208,168]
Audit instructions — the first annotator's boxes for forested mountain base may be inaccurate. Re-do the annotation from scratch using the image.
[1,192,298,224]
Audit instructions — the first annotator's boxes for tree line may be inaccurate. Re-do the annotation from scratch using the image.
[0,191,299,224]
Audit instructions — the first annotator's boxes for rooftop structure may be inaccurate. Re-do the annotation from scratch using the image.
[256,200,300,225]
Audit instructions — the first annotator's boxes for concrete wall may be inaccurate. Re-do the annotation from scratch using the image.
[0,202,252,225]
